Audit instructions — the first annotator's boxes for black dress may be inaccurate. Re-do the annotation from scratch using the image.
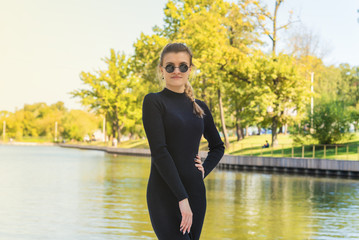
[142,87,225,240]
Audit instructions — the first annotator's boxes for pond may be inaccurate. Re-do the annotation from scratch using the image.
[0,145,358,240]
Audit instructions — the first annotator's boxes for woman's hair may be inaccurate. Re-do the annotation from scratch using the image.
[158,42,205,118]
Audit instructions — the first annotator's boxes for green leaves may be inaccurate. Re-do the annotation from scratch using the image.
[70,49,142,141]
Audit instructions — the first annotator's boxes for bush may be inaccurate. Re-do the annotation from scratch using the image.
[292,100,352,144]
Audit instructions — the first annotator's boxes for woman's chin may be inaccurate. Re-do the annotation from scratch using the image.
[167,81,185,87]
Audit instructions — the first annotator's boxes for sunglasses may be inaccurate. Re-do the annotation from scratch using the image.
[164,63,189,73]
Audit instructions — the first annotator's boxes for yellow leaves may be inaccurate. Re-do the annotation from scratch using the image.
[258,15,266,21]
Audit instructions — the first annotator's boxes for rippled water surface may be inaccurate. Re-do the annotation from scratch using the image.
[0,145,359,240]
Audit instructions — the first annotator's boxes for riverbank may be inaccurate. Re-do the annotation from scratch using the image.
[3,133,359,160]
[58,143,359,178]
[2,141,359,178]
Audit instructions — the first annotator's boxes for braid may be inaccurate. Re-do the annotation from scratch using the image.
[184,82,206,118]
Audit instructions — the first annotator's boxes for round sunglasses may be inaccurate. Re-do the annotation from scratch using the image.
[164,63,189,73]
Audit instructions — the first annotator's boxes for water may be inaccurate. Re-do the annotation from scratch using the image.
[0,145,359,240]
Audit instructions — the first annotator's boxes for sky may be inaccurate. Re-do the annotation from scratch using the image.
[1,0,359,112]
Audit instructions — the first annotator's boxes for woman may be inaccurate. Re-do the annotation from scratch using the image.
[142,42,225,240]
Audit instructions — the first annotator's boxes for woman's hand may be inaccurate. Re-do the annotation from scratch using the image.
[194,154,204,179]
[179,198,192,235]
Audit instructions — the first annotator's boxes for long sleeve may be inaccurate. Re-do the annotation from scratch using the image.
[199,100,225,179]
[142,93,189,202]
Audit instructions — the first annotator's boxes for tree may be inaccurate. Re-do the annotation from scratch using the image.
[284,24,331,60]
[294,99,352,144]
[132,33,169,92]
[153,0,261,148]
[255,0,298,55]
[71,49,141,142]
[62,110,100,141]
[253,53,311,146]
[339,64,359,106]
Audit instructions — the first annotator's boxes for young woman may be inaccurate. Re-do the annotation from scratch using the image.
[142,42,225,240]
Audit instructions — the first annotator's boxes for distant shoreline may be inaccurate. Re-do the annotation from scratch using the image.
[0,141,56,146]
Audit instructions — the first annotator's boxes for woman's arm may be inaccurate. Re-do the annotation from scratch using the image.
[142,93,189,202]
[199,100,225,179]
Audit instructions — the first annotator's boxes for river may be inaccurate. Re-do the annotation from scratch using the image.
[0,145,358,240]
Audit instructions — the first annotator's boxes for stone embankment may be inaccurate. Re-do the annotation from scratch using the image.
[58,144,359,178]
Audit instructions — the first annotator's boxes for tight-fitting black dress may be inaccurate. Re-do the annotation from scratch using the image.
[142,87,225,240]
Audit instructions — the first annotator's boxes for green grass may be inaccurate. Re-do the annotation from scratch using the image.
[226,133,359,160]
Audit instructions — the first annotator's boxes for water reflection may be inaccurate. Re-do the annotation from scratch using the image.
[0,145,358,240]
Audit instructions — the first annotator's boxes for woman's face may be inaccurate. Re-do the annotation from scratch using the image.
[160,51,192,90]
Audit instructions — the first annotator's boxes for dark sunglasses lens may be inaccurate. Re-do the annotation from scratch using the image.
[179,64,189,72]
[165,65,175,73]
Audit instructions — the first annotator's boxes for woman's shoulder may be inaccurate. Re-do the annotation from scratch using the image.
[144,92,161,102]
[143,92,166,111]
[194,98,208,109]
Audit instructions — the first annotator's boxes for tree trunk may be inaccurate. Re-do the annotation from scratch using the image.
[271,116,279,147]
[218,88,230,149]
[112,121,117,140]
[117,122,124,143]
[284,123,288,135]
[279,126,283,134]
[236,122,244,141]
[241,128,245,139]
[245,125,249,137]
[257,126,261,135]
[236,122,240,141]
[235,108,243,141]
[272,0,282,55]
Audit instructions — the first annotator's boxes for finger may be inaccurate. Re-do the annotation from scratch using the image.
[180,219,185,231]
[186,218,192,233]
[181,218,187,234]
[181,216,189,233]
[195,163,201,167]
[184,217,191,234]
[185,215,192,233]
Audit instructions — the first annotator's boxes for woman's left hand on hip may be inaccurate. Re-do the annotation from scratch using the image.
[194,154,204,179]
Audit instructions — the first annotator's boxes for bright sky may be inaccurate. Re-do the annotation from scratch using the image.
[1,0,359,112]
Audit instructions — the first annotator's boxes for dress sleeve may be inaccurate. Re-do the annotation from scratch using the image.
[199,100,225,179]
[142,93,189,202]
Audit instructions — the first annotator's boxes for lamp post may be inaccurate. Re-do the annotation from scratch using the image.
[310,72,314,134]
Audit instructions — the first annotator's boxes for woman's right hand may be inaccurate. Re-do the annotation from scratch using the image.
[179,198,192,235]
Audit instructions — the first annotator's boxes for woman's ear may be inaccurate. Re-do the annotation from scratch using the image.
[159,65,163,75]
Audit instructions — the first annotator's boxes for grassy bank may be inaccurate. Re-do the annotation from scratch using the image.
[2,133,359,160]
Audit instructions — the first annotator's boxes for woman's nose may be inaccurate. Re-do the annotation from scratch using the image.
[173,67,181,73]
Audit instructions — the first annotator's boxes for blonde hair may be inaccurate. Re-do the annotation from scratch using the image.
[158,42,205,118]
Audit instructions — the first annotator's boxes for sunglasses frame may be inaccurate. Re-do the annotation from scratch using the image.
[163,63,190,73]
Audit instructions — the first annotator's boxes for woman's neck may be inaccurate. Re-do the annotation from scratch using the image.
[165,85,185,93]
